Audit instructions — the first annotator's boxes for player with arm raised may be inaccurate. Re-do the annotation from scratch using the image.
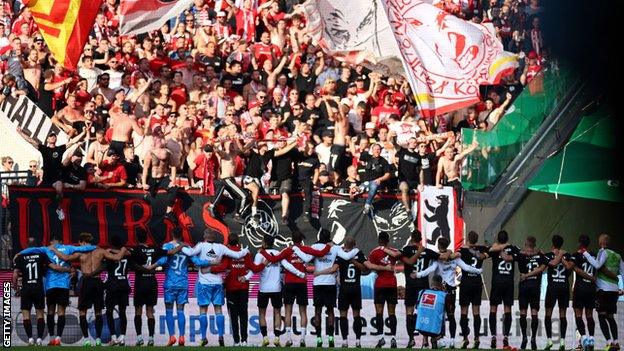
[333,236,372,348]
[152,228,213,346]
[543,235,572,351]
[16,235,96,346]
[367,231,400,349]
[516,236,548,350]
[13,238,55,346]
[254,234,307,347]
[129,231,187,346]
[566,235,598,351]
[50,233,128,347]
[458,231,490,349]
[182,229,249,346]
[260,230,330,347]
[206,234,266,346]
[292,228,359,348]
[416,236,483,349]
[488,230,521,349]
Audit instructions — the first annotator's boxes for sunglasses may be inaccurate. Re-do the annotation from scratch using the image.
[258,95,267,99]
[29,165,37,168]
[225,113,234,116]
[6,161,14,165]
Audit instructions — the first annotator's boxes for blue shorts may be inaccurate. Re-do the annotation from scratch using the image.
[196,283,224,307]
[164,288,189,305]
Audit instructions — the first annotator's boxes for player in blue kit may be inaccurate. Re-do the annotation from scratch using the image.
[18,235,96,345]
[153,228,213,346]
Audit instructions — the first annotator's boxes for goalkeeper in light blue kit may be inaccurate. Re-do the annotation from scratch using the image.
[18,234,96,346]
[153,228,213,346]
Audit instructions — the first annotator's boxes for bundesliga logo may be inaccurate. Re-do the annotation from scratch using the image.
[420,293,437,309]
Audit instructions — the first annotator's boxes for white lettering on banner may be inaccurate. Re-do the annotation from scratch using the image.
[0,95,69,170]
[0,95,68,145]
[8,297,624,347]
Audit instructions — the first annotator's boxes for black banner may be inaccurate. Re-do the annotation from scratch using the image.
[9,187,415,254]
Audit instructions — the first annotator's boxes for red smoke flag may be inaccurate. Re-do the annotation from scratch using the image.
[24,0,102,70]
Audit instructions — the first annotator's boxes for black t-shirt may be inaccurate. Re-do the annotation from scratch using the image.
[417,153,437,185]
[15,252,49,290]
[358,152,391,182]
[62,164,87,185]
[38,144,67,183]
[244,150,268,179]
[570,251,596,291]
[197,54,224,73]
[296,153,319,181]
[267,149,296,181]
[132,245,167,282]
[294,73,317,96]
[544,251,572,290]
[336,251,367,287]
[335,79,350,97]
[122,156,142,186]
[105,250,130,291]
[397,148,420,182]
[516,251,548,288]
[338,178,359,190]
[302,106,321,122]
[490,244,521,284]
[221,72,245,94]
[401,246,440,289]
[459,245,488,285]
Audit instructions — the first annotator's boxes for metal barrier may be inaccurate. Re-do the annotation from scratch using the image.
[0,171,37,269]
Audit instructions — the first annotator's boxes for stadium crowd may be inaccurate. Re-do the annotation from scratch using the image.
[0,0,547,224]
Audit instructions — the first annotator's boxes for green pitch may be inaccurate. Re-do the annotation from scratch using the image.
[9,348,500,351]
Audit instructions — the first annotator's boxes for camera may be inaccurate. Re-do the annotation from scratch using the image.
[2,86,11,97]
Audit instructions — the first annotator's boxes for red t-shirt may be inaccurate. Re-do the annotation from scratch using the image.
[99,160,128,184]
[252,43,281,66]
[210,245,265,292]
[371,105,400,124]
[368,246,398,288]
[169,84,188,107]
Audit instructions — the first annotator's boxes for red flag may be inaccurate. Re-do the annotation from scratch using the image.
[25,0,102,70]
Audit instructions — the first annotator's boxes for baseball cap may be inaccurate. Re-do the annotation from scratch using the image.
[248,100,261,109]
[217,11,226,17]
[322,130,334,138]
[365,122,375,130]
[152,124,164,134]
[319,170,330,177]
[527,51,538,59]
[106,149,119,157]
[47,131,57,137]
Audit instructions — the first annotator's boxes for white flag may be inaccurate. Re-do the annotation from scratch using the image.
[119,0,194,36]
[382,0,518,117]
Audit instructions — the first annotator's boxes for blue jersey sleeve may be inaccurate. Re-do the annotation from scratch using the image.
[69,245,97,253]
[19,247,45,255]
[191,256,212,268]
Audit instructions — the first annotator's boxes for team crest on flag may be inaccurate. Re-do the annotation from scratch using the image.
[418,186,463,250]
[25,0,103,69]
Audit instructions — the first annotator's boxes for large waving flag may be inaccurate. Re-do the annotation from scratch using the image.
[119,0,194,36]
[301,0,517,117]
[382,0,517,117]
[25,0,102,70]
